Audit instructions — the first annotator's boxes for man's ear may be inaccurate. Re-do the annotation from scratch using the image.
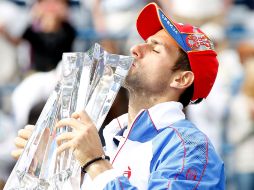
[170,71,194,89]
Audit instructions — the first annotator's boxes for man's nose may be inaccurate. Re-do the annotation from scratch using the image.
[130,43,148,59]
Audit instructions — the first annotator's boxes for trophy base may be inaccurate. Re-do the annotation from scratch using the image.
[9,169,72,190]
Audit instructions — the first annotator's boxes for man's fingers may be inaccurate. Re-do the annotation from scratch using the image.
[18,128,33,140]
[25,125,35,130]
[56,132,75,146]
[14,137,27,148]
[11,149,23,160]
[77,110,93,123]
[11,125,34,160]
[57,141,73,155]
[56,118,83,130]
[71,111,93,125]
[71,112,79,119]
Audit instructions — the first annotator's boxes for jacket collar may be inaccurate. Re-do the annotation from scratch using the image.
[104,101,185,144]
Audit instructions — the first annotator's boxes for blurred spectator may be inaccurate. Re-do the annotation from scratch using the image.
[84,0,146,54]
[11,63,61,129]
[0,0,76,72]
[158,0,232,27]
[226,1,254,45]
[234,0,254,10]
[227,59,254,190]
[237,41,254,64]
[0,34,17,85]
[0,0,26,85]
[0,110,16,184]
[0,179,4,189]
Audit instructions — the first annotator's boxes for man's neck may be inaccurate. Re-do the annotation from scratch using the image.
[127,91,178,127]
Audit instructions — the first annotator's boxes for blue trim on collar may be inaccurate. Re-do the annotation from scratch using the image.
[128,110,158,143]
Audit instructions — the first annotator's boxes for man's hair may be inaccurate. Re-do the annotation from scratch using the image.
[172,49,203,107]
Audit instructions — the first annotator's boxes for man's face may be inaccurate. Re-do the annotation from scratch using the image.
[124,29,181,95]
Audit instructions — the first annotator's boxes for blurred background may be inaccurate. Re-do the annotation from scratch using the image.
[0,0,254,189]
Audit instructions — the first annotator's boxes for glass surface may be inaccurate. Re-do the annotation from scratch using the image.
[4,43,133,190]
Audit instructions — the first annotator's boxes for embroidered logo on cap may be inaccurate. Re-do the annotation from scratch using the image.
[186,34,214,51]
[160,12,178,35]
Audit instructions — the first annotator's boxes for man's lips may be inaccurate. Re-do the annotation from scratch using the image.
[132,60,137,67]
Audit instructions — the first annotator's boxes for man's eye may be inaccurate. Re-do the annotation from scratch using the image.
[153,50,160,53]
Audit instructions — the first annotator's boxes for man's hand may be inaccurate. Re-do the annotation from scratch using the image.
[11,125,34,160]
[56,111,112,179]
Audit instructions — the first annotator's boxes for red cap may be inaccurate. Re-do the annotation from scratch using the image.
[136,3,219,101]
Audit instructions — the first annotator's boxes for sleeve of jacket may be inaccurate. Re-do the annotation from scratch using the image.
[91,169,138,190]
[147,125,225,190]
[92,148,224,190]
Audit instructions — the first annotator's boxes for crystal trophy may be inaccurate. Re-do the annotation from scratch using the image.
[4,43,133,190]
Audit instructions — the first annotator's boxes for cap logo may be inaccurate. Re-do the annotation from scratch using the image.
[161,13,178,35]
[186,34,214,51]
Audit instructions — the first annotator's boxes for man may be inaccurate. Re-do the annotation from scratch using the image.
[13,3,225,189]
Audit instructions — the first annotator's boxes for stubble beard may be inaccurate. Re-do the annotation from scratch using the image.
[122,73,137,92]
[122,68,144,92]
